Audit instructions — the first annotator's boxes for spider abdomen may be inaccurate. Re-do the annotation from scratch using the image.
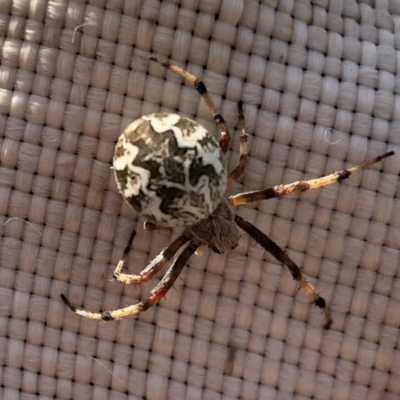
[113,113,227,227]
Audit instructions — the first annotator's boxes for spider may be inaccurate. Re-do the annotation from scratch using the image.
[61,56,394,329]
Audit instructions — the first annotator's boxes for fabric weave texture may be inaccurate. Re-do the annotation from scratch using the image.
[0,1,399,399]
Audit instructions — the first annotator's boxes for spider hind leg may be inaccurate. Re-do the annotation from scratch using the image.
[227,101,249,187]
[235,215,332,329]
[149,55,231,153]
[149,56,251,184]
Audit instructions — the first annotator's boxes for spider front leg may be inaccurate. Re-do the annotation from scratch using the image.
[149,55,231,153]
[234,215,332,329]
[113,232,190,285]
[61,237,201,321]
[144,220,207,257]
[228,151,394,206]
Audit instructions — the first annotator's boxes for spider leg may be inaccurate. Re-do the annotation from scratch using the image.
[228,151,394,206]
[61,239,200,321]
[149,55,231,153]
[114,232,190,285]
[227,102,249,187]
[144,220,207,257]
[234,214,332,329]
[143,221,170,231]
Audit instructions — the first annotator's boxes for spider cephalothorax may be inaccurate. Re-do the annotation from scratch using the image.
[61,56,394,329]
[189,199,241,254]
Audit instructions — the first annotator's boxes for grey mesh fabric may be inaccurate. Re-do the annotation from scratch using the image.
[0,1,399,399]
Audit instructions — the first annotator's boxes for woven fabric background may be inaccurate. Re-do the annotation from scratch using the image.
[1,0,399,399]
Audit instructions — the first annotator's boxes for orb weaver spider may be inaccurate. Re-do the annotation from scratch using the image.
[61,56,394,329]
